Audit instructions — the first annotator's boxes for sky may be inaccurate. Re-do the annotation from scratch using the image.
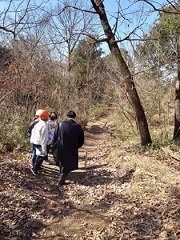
[0,0,169,36]
[0,0,171,55]
[99,0,167,54]
[102,0,168,32]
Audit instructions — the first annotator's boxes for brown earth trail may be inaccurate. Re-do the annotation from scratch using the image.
[0,109,179,239]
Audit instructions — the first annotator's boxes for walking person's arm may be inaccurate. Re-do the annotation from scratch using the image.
[41,125,48,155]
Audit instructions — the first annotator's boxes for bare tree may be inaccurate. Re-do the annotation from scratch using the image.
[1,0,178,145]
[0,0,48,39]
[173,39,180,139]
[41,0,98,107]
[86,0,151,145]
[46,0,96,71]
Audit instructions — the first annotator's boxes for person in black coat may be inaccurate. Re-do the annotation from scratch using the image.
[52,110,84,185]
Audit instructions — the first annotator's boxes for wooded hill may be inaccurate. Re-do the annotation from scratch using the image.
[0,1,179,150]
[0,1,180,239]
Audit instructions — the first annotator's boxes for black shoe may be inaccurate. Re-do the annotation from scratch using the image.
[36,166,43,171]
[58,179,66,185]
[31,168,38,176]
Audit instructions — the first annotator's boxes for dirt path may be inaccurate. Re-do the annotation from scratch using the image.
[0,111,117,240]
[0,110,179,240]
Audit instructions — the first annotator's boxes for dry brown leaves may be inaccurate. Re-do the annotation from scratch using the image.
[0,119,180,239]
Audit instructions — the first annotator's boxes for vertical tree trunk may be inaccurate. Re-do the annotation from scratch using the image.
[91,0,152,145]
[173,38,180,140]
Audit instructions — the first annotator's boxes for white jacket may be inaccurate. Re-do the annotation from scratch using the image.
[30,119,48,153]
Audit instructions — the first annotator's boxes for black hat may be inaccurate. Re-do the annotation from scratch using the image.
[67,110,76,119]
[50,112,58,120]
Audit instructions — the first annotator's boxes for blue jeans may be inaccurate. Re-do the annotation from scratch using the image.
[31,144,47,167]
[33,144,47,171]
[30,144,37,166]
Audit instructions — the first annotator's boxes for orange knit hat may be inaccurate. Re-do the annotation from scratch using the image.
[39,110,50,120]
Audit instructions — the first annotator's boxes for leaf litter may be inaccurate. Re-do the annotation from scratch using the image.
[0,112,179,240]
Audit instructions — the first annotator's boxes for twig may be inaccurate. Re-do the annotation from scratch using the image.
[161,147,180,162]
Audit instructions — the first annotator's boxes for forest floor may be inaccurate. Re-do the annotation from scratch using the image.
[0,108,179,240]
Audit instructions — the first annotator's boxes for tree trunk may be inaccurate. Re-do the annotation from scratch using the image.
[91,0,152,145]
[173,38,180,140]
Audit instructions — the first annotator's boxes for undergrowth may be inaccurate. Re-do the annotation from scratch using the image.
[0,113,30,153]
[0,104,179,154]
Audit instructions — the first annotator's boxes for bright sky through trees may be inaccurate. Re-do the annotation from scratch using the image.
[0,0,175,55]
[101,0,168,54]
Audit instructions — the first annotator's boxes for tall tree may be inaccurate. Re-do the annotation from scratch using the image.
[156,5,180,139]
[90,0,152,145]
[174,39,180,139]
[71,37,105,99]
[135,4,180,139]
[47,0,95,71]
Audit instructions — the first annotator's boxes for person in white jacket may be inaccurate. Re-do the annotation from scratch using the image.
[27,109,42,166]
[30,109,50,175]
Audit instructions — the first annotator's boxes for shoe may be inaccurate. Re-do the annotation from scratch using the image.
[43,160,51,165]
[36,166,44,171]
[58,179,66,185]
[31,168,38,176]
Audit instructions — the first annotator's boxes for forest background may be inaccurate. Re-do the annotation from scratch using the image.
[0,1,180,239]
[0,0,180,152]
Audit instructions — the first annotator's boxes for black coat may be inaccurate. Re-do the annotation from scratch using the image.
[52,119,84,173]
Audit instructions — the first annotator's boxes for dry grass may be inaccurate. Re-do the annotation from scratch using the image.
[0,107,179,239]
[108,142,179,201]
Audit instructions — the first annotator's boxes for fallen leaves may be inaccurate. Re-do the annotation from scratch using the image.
[0,119,180,239]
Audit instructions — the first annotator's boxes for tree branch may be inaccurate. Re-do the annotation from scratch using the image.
[0,26,16,38]
[137,0,180,14]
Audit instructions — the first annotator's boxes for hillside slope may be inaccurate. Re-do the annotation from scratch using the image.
[0,109,179,240]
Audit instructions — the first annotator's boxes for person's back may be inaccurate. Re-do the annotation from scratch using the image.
[27,109,42,167]
[27,118,38,137]
[30,119,48,149]
[60,118,84,171]
[53,110,84,185]
[44,112,58,164]
[30,110,50,175]
[47,112,58,146]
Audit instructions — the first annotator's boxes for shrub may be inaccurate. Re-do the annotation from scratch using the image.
[0,113,30,153]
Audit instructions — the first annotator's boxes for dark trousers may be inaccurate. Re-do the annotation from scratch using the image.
[34,155,47,170]
[59,166,69,183]
[32,144,48,170]
[43,145,50,161]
